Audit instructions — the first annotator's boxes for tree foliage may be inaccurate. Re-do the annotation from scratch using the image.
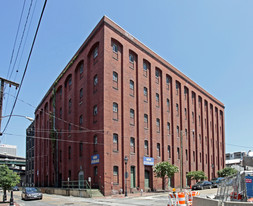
[186,171,207,182]
[217,167,237,177]
[153,161,179,179]
[0,165,20,191]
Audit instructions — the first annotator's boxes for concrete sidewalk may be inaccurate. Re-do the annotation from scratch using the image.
[0,202,19,206]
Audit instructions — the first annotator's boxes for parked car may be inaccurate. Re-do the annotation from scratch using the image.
[211,177,225,187]
[12,186,19,191]
[192,181,213,190]
[21,187,42,200]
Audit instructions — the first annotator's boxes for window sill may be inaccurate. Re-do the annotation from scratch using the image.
[130,94,134,97]
[112,87,118,90]
[130,152,135,155]
[144,127,148,130]
[113,150,119,153]
[113,183,119,185]
[130,123,135,126]
[144,100,148,103]
[112,56,118,61]
[113,118,118,121]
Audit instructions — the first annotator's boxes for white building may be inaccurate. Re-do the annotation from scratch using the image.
[0,144,17,156]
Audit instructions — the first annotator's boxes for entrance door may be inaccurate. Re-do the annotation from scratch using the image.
[131,166,136,188]
[145,170,150,188]
[78,171,84,189]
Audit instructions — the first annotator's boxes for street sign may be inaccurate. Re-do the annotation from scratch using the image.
[125,172,129,178]
[91,154,100,164]
[143,157,154,166]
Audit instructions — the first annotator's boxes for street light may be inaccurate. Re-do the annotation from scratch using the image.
[0,115,34,121]
[124,156,128,197]
[0,115,34,136]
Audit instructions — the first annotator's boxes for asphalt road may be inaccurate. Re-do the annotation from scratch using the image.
[1,188,218,206]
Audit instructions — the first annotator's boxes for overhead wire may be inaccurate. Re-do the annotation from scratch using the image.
[6,0,27,79]
[3,92,105,135]
[1,0,48,136]
[4,0,37,118]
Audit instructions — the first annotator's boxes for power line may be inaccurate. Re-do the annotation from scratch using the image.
[1,0,48,135]
[6,0,27,79]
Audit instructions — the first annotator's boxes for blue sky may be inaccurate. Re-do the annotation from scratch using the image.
[0,0,252,157]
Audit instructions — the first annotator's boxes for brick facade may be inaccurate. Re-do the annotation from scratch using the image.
[34,16,225,195]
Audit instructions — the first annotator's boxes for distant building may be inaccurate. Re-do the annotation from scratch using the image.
[25,121,35,186]
[34,16,225,195]
[243,150,253,171]
[0,153,26,186]
[0,144,17,156]
[226,151,246,169]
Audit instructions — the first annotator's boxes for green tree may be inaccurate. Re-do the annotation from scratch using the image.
[0,165,20,202]
[217,167,237,177]
[153,161,179,190]
[186,171,207,183]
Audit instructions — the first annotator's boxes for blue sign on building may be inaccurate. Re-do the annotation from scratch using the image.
[143,157,154,166]
[245,175,253,198]
[91,154,100,164]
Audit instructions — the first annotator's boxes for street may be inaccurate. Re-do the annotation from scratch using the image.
[0,188,218,206]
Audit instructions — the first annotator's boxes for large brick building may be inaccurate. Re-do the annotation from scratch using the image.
[34,16,225,195]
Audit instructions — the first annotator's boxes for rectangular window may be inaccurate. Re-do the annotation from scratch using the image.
[130,80,134,96]
[93,135,98,152]
[144,140,149,156]
[155,69,160,84]
[176,103,179,116]
[130,109,135,125]
[113,133,118,152]
[157,143,160,157]
[167,99,170,112]
[113,71,118,89]
[156,118,160,133]
[68,99,72,114]
[68,146,71,160]
[93,105,98,116]
[112,42,118,59]
[143,61,148,77]
[144,87,148,102]
[177,147,180,159]
[130,137,135,153]
[168,145,171,158]
[144,114,148,128]
[93,47,98,59]
[113,166,119,184]
[192,112,194,123]
[156,93,159,107]
[184,87,188,100]
[113,102,118,120]
[176,82,179,95]
[79,142,83,157]
[129,53,134,69]
[166,75,170,90]
[186,149,188,161]
[185,108,187,120]
[80,88,83,101]
[167,122,170,134]
[193,151,195,162]
[177,126,180,137]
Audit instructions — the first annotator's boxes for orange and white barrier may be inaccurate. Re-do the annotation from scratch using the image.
[168,191,199,206]
[168,193,177,206]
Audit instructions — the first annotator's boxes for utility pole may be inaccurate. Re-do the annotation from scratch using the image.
[0,77,19,135]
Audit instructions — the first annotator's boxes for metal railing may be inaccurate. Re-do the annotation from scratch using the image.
[62,180,91,190]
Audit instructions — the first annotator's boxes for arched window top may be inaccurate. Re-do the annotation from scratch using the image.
[64,74,72,88]
[75,60,84,74]
[88,42,99,58]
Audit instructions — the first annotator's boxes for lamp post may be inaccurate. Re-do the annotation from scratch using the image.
[0,115,34,136]
[124,156,128,197]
